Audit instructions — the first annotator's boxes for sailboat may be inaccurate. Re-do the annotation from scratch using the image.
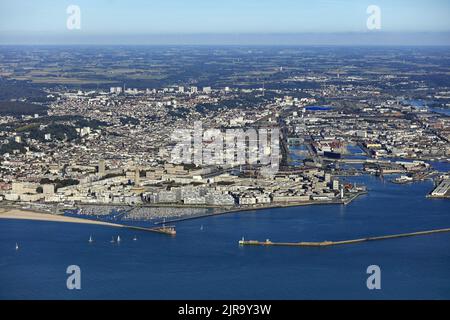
[88,235,93,243]
[133,235,137,241]
[15,243,19,250]
[200,225,204,231]
[117,235,121,243]
[110,237,115,243]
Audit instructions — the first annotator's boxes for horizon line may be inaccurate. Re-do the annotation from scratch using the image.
[2,32,450,46]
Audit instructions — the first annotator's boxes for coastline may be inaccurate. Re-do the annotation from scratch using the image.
[0,191,367,227]
[0,208,123,228]
[154,191,368,224]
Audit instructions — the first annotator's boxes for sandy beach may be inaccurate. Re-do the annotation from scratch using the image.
[0,208,123,228]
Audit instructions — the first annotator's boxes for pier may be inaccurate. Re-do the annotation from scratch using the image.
[238,228,450,247]
[428,178,450,198]
[126,225,176,236]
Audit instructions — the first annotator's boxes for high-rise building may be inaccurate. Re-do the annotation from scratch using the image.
[135,168,140,185]
[332,179,340,191]
[98,160,106,177]
[202,86,212,94]
[110,87,123,94]
[42,184,55,195]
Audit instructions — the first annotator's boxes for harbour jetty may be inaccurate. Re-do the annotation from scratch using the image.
[238,228,450,247]
[126,225,176,236]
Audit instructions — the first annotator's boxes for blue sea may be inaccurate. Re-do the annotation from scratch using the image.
[1,175,450,300]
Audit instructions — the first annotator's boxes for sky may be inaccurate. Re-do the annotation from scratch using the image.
[0,0,449,44]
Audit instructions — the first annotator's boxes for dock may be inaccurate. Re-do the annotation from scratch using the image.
[428,178,450,199]
[238,227,450,247]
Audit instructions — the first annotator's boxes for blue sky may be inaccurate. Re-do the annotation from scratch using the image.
[0,0,449,44]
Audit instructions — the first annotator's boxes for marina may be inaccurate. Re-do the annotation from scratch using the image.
[0,209,176,236]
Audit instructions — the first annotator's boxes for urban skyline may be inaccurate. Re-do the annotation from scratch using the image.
[0,0,449,305]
